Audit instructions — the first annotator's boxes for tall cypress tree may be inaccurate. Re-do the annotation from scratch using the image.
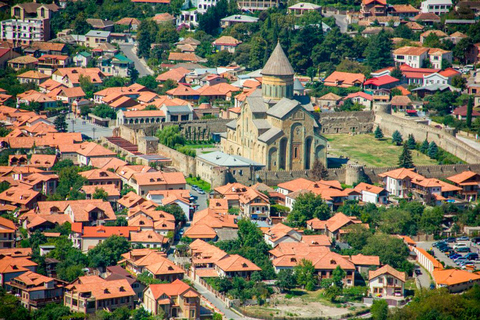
[420,139,429,153]
[466,96,473,128]
[407,134,416,150]
[392,130,403,146]
[398,143,414,168]
[374,126,384,139]
[428,141,438,159]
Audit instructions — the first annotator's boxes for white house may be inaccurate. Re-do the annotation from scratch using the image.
[368,265,405,298]
[393,46,430,68]
[428,48,452,69]
[378,168,421,198]
[159,104,193,122]
[264,223,302,247]
[420,0,452,15]
[354,183,388,204]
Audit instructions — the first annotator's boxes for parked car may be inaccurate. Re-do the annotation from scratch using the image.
[453,243,468,250]
[457,236,469,242]
[414,269,422,275]
[456,247,471,253]
[449,253,461,260]
[464,253,478,260]
[197,189,205,195]
[433,241,447,247]
[439,245,451,252]
[472,237,480,244]
[455,257,468,265]
[446,237,456,243]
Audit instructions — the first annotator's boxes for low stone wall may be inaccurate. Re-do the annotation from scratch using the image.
[157,143,196,177]
[319,111,375,134]
[376,112,480,164]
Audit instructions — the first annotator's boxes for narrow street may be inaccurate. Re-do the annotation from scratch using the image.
[192,279,243,319]
[119,43,153,77]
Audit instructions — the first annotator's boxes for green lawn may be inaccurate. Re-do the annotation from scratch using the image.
[326,134,438,167]
[186,176,211,192]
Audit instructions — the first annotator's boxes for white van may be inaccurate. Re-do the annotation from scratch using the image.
[453,243,468,250]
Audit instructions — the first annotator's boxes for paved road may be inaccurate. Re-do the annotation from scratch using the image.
[193,279,243,319]
[188,185,208,212]
[323,12,348,33]
[414,263,432,289]
[456,135,480,152]
[49,114,113,139]
[119,43,153,77]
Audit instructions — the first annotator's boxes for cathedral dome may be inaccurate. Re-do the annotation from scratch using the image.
[261,42,295,76]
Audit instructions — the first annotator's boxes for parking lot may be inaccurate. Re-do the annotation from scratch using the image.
[417,239,480,269]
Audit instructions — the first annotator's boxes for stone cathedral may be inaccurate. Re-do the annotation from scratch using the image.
[221,42,328,171]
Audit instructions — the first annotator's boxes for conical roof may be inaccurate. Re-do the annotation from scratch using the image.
[261,42,294,76]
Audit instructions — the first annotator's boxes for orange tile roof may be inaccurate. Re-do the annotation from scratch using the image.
[349,254,380,266]
[415,247,443,270]
[184,224,217,239]
[81,225,138,238]
[149,279,198,300]
[301,234,331,246]
[0,248,31,258]
[89,157,127,170]
[168,52,203,62]
[378,168,422,180]
[0,256,37,274]
[132,171,186,187]
[393,46,430,56]
[144,256,185,276]
[156,67,190,82]
[0,216,16,231]
[66,277,135,300]
[447,171,479,185]
[216,254,261,272]
[166,84,200,96]
[12,271,55,289]
[17,70,50,80]
[354,182,386,195]
[369,264,406,282]
[81,184,120,197]
[118,191,144,208]
[29,154,56,168]
[433,269,480,286]
[76,142,117,157]
[130,230,168,244]
[213,36,242,46]
[324,71,365,87]
[0,186,39,205]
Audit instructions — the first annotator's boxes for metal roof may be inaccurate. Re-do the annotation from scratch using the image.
[267,98,300,119]
[261,42,294,76]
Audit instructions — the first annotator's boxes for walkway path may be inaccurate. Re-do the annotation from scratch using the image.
[119,43,153,77]
[192,279,243,319]
[456,135,480,152]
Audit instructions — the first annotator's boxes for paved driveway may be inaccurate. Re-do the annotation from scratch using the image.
[119,43,153,77]
[323,12,348,33]
[49,114,113,139]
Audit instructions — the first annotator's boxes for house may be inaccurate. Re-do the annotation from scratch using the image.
[71,224,138,252]
[156,67,190,83]
[413,12,441,24]
[390,95,412,111]
[393,47,430,69]
[0,216,16,248]
[368,265,405,299]
[348,254,380,274]
[433,269,480,293]
[8,55,38,71]
[363,75,399,90]
[98,53,133,78]
[212,36,242,53]
[344,92,373,109]
[17,90,57,109]
[73,52,92,68]
[37,55,71,75]
[64,276,135,314]
[428,48,452,69]
[452,105,480,121]
[86,18,114,31]
[0,256,37,287]
[0,187,41,210]
[306,212,365,240]
[189,239,261,280]
[56,87,86,107]
[143,279,200,319]
[105,265,145,301]
[52,68,107,88]
[361,0,387,17]
[220,15,259,28]
[129,171,186,196]
[269,242,356,286]
[168,52,205,63]
[79,169,122,190]
[85,30,111,48]
[316,93,342,109]
[323,71,365,88]
[420,0,452,15]
[115,17,141,30]
[237,0,280,11]
[423,68,461,86]
[420,30,447,43]
[146,189,191,219]
[447,171,480,201]
[184,208,238,241]
[152,13,175,24]
[288,2,322,15]
[29,154,57,170]
[379,167,422,197]
[17,71,50,85]
[264,223,302,247]
[76,142,117,166]
[121,249,184,282]
[81,185,120,206]
[354,182,388,204]
[389,5,419,18]
[9,271,65,310]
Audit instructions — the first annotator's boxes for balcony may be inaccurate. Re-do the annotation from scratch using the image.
[28,296,63,307]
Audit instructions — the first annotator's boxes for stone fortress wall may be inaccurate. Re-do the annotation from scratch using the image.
[117,106,480,187]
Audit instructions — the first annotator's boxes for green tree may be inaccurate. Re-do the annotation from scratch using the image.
[419,207,444,234]
[307,67,316,81]
[0,289,31,320]
[54,114,68,132]
[53,166,86,200]
[391,130,403,146]
[364,30,393,70]
[466,95,474,128]
[371,299,388,320]
[398,143,414,169]
[362,234,409,270]
[156,22,179,44]
[136,75,158,90]
[343,224,372,251]
[0,125,11,137]
[427,141,438,159]
[93,187,109,201]
[137,20,158,59]
[374,126,384,139]
[33,302,74,320]
[78,75,95,99]
[420,139,429,153]
[287,192,330,227]
[407,134,416,150]
[88,235,130,269]
[332,266,346,288]
[92,104,117,119]
[156,125,186,149]
[451,75,467,90]
[275,269,297,292]
[156,204,186,223]
[294,259,317,290]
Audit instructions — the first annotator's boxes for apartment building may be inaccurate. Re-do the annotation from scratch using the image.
[0,2,59,45]
[420,0,453,15]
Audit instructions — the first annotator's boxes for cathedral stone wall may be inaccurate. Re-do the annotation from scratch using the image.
[318,111,375,134]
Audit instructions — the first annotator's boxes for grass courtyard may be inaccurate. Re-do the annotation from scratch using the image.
[325,134,438,168]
